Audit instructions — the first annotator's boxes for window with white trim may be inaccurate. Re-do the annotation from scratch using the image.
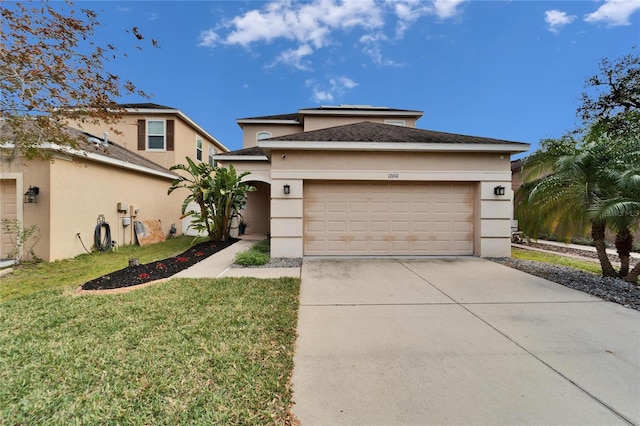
[196,136,203,161]
[256,131,272,141]
[208,146,217,166]
[384,120,405,126]
[147,120,166,150]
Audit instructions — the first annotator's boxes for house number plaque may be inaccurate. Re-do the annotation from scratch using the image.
[387,173,400,179]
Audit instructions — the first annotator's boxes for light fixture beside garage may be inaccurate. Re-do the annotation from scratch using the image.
[24,186,39,203]
[283,184,291,195]
[494,185,506,196]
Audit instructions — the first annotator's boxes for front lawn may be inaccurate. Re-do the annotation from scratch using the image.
[512,247,603,275]
[0,236,196,302]
[0,276,300,425]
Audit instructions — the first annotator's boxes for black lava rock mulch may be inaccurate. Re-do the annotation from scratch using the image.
[82,239,237,291]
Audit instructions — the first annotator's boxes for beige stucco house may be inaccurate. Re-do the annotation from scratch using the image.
[218,105,530,258]
[1,104,231,262]
[0,128,184,261]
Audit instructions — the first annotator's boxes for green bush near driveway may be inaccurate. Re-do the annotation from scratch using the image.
[0,277,300,425]
[234,240,271,266]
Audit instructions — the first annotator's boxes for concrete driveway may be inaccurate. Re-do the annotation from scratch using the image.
[291,258,640,426]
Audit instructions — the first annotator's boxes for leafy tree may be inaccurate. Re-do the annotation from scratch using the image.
[579,49,639,137]
[168,159,255,241]
[0,0,157,158]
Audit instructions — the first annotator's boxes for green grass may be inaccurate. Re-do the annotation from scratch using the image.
[0,236,197,302]
[234,240,271,266]
[0,276,300,425]
[512,247,603,275]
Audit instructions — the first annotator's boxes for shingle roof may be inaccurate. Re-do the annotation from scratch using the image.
[216,146,267,157]
[267,121,527,146]
[118,103,176,110]
[66,128,175,175]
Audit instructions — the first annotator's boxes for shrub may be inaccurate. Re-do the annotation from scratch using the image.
[234,250,269,266]
[233,239,270,266]
[252,239,270,254]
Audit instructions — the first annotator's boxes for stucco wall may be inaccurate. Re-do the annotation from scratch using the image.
[240,123,303,148]
[303,116,418,131]
[3,155,181,262]
[47,156,181,261]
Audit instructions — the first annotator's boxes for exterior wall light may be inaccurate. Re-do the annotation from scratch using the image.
[24,186,39,204]
[283,184,291,195]
[494,185,506,196]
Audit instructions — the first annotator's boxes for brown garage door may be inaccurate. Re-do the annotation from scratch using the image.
[304,182,474,255]
[1,179,18,259]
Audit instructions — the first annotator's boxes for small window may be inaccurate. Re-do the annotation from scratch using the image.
[208,146,217,167]
[147,120,166,150]
[384,120,405,127]
[256,131,272,141]
[196,136,203,161]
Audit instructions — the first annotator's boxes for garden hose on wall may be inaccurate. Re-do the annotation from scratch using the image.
[94,219,112,252]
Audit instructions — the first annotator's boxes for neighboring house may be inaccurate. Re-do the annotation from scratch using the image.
[0,128,181,262]
[70,103,228,170]
[217,105,530,258]
[67,103,230,236]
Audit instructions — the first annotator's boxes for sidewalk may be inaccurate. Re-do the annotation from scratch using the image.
[173,235,300,279]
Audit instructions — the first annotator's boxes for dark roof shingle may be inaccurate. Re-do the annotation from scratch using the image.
[267,121,527,145]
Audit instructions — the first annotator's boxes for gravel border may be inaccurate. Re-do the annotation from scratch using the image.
[490,257,640,311]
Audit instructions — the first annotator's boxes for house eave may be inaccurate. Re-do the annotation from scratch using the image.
[237,119,300,125]
[258,141,530,154]
[299,109,423,118]
[214,155,269,161]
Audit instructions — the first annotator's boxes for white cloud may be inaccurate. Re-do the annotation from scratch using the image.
[359,33,403,66]
[199,29,220,47]
[585,0,640,26]
[307,76,359,103]
[147,12,159,22]
[198,0,467,69]
[270,44,314,70]
[433,0,466,19]
[545,9,577,33]
[222,0,382,48]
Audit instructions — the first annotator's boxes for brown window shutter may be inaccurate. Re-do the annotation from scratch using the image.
[137,120,145,150]
[166,120,174,151]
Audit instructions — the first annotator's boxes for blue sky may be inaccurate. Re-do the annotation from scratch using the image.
[83,0,638,156]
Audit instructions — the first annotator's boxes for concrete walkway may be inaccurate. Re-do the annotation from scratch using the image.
[292,258,640,425]
[173,236,300,279]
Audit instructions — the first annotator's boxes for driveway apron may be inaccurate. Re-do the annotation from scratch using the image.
[292,258,640,426]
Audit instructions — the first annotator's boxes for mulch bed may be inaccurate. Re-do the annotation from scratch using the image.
[81,239,237,291]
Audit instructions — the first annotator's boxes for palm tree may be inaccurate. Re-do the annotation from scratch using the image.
[168,159,255,241]
[168,157,217,239]
[590,167,640,282]
[517,143,618,277]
